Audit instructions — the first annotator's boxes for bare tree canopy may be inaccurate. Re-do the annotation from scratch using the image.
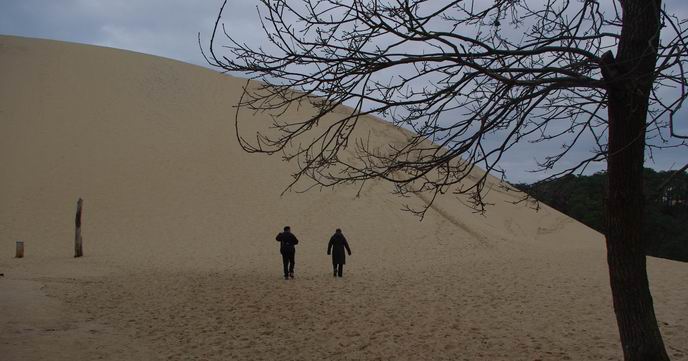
[203,0,687,214]
[203,1,687,360]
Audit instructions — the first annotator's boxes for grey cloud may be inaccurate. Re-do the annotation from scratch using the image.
[0,0,261,66]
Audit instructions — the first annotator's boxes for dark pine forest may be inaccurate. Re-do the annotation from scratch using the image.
[516,169,688,262]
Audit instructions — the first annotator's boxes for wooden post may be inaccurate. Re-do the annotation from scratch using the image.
[74,198,83,258]
[15,241,24,258]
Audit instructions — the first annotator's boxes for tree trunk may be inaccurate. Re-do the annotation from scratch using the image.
[603,1,669,360]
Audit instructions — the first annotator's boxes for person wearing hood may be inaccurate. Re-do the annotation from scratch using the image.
[327,228,352,277]
[276,226,299,280]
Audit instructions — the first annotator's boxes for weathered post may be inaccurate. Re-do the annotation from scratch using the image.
[74,198,83,258]
[15,241,24,258]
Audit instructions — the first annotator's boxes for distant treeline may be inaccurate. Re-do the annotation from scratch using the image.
[516,169,688,262]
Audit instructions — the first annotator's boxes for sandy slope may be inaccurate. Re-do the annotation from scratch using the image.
[0,35,686,361]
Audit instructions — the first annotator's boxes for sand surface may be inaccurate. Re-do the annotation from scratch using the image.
[1,35,686,360]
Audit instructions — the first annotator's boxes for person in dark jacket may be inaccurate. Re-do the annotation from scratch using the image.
[327,228,351,277]
[276,226,299,280]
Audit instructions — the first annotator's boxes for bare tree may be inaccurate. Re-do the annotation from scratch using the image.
[203,1,687,360]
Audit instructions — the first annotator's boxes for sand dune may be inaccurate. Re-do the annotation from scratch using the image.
[1,35,686,360]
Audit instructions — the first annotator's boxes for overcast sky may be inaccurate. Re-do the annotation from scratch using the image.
[1,0,686,183]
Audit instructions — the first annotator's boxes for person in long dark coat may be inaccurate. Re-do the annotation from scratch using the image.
[276,226,299,280]
[327,228,351,277]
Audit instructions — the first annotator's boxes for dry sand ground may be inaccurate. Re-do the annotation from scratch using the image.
[1,36,686,360]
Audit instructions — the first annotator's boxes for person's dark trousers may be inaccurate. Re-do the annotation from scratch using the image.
[282,250,295,278]
[333,263,344,277]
